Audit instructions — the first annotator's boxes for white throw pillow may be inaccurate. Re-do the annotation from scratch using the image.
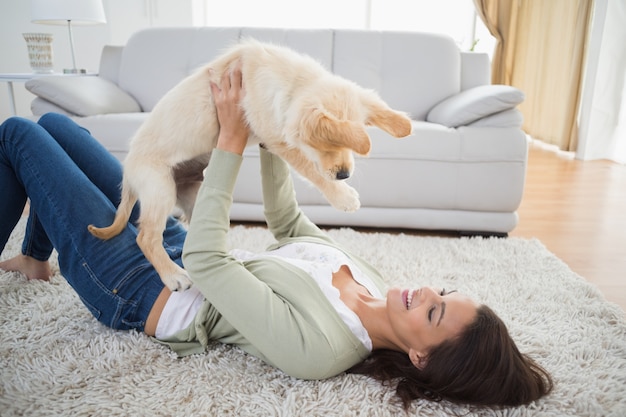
[30,97,74,117]
[25,76,141,117]
[427,85,525,127]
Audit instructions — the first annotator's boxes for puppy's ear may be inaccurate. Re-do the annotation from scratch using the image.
[307,110,371,155]
[365,101,413,138]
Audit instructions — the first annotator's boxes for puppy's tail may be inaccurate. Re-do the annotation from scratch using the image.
[88,183,137,240]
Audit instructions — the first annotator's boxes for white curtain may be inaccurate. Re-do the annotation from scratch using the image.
[577,0,626,163]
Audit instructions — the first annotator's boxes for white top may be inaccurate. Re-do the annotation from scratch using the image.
[156,242,382,350]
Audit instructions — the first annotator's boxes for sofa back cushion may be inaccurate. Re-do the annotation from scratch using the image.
[239,27,335,70]
[118,27,240,111]
[118,27,462,117]
[333,30,460,120]
[118,27,336,112]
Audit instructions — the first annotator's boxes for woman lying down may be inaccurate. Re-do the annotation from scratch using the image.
[0,67,552,410]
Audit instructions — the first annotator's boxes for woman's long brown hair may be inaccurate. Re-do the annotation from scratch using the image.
[349,304,553,409]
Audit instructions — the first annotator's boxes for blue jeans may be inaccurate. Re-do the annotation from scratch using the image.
[0,113,187,332]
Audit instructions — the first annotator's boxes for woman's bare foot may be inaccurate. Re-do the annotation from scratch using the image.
[0,254,52,281]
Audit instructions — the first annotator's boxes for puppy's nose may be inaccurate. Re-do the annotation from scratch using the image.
[335,169,350,180]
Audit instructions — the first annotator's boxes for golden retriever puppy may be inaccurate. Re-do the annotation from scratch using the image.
[88,39,412,291]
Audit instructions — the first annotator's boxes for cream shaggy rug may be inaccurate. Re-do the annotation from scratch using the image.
[1,218,625,417]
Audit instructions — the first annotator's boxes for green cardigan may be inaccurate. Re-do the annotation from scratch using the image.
[160,147,387,380]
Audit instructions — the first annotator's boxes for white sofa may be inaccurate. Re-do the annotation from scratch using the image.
[25,27,528,235]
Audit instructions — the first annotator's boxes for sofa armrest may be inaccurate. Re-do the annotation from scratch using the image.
[460,52,490,90]
[99,45,125,85]
[25,76,141,117]
[426,85,525,128]
[467,109,524,128]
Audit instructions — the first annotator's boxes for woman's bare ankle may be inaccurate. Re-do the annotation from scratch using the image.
[0,254,52,281]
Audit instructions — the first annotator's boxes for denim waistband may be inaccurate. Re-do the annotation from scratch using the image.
[73,255,178,332]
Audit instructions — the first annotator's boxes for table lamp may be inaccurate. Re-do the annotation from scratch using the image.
[30,0,106,74]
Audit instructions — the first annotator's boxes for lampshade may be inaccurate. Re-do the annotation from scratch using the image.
[31,0,106,25]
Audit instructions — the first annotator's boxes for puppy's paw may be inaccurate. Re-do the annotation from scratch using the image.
[327,183,361,212]
[162,270,193,292]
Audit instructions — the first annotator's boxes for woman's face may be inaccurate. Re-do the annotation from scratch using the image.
[386,286,478,368]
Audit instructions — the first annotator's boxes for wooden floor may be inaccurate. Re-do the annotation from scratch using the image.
[509,141,626,313]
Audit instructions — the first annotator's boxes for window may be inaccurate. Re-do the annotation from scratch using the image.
[195,0,495,55]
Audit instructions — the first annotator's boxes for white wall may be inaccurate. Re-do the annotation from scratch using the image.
[0,0,110,121]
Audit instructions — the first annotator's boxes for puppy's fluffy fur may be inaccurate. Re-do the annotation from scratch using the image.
[88,39,412,291]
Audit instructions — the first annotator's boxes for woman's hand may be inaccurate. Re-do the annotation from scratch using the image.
[211,62,250,155]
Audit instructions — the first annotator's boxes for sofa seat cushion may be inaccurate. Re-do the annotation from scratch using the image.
[364,122,526,163]
[351,125,528,212]
[72,113,149,160]
[233,123,527,213]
